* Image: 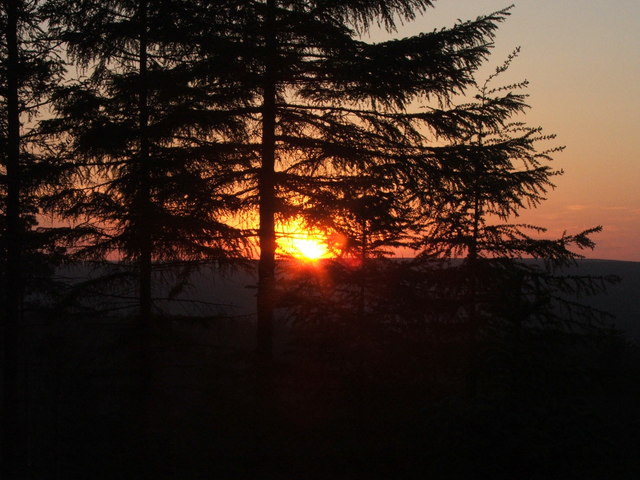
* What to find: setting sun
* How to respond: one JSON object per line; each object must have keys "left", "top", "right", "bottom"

{"left": 277, "top": 219, "right": 331, "bottom": 260}
{"left": 291, "top": 237, "right": 329, "bottom": 260}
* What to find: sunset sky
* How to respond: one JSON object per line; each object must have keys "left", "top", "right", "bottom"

{"left": 373, "top": 0, "right": 640, "bottom": 261}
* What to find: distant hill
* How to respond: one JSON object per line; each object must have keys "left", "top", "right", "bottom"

{"left": 50, "top": 259, "right": 640, "bottom": 341}
{"left": 555, "top": 259, "right": 640, "bottom": 341}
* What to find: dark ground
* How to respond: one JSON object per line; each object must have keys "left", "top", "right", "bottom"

{"left": 5, "top": 260, "right": 640, "bottom": 479}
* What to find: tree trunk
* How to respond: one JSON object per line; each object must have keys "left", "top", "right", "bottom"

{"left": 134, "top": 1, "right": 153, "bottom": 469}
{"left": 357, "top": 225, "right": 367, "bottom": 327}
{"left": 137, "top": 0, "right": 152, "bottom": 329}
{"left": 2, "top": 0, "right": 23, "bottom": 476}
{"left": 465, "top": 168, "right": 482, "bottom": 399}
{"left": 256, "top": 0, "right": 277, "bottom": 363}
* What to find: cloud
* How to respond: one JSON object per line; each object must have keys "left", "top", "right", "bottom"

{"left": 563, "top": 204, "right": 640, "bottom": 217}
{"left": 566, "top": 204, "right": 588, "bottom": 211}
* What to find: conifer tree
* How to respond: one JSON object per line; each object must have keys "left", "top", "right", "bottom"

{"left": 1, "top": 0, "right": 64, "bottom": 474}
{"left": 44, "top": 0, "right": 247, "bottom": 322}
{"left": 200, "top": 0, "right": 512, "bottom": 361}
{"left": 408, "top": 50, "right": 609, "bottom": 396}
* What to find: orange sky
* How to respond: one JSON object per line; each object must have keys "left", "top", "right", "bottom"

{"left": 370, "top": 0, "right": 640, "bottom": 261}
{"left": 40, "top": 2, "right": 639, "bottom": 262}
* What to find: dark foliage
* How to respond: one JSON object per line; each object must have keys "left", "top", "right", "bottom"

{"left": 1, "top": 1, "right": 66, "bottom": 475}
{"left": 42, "top": 0, "right": 249, "bottom": 320}
{"left": 200, "top": 0, "right": 513, "bottom": 359}
{"left": 0, "top": 2, "right": 633, "bottom": 479}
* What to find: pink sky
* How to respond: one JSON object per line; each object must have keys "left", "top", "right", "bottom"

{"left": 371, "top": 0, "right": 640, "bottom": 261}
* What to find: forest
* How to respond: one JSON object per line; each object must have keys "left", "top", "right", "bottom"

{"left": 1, "top": 1, "right": 639, "bottom": 478}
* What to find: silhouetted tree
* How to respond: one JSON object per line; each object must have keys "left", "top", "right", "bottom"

{"left": 409, "top": 50, "right": 611, "bottom": 397}
{"left": 292, "top": 173, "right": 413, "bottom": 330}
{"left": 40, "top": 1, "right": 254, "bottom": 470}
{"left": 1, "top": 0, "right": 64, "bottom": 475}
{"left": 206, "top": 0, "right": 513, "bottom": 361}
{"left": 44, "top": 0, "right": 247, "bottom": 322}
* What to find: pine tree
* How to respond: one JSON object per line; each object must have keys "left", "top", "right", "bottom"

{"left": 44, "top": 0, "right": 248, "bottom": 322}
{"left": 198, "top": 0, "right": 513, "bottom": 361}
{"left": 1, "top": 0, "right": 64, "bottom": 474}
{"left": 409, "top": 50, "right": 610, "bottom": 397}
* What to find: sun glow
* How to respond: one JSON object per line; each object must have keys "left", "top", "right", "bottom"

{"left": 291, "top": 236, "right": 329, "bottom": 260}
{"left": 278, "top": 219, "right": 331, "bottom": 260}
